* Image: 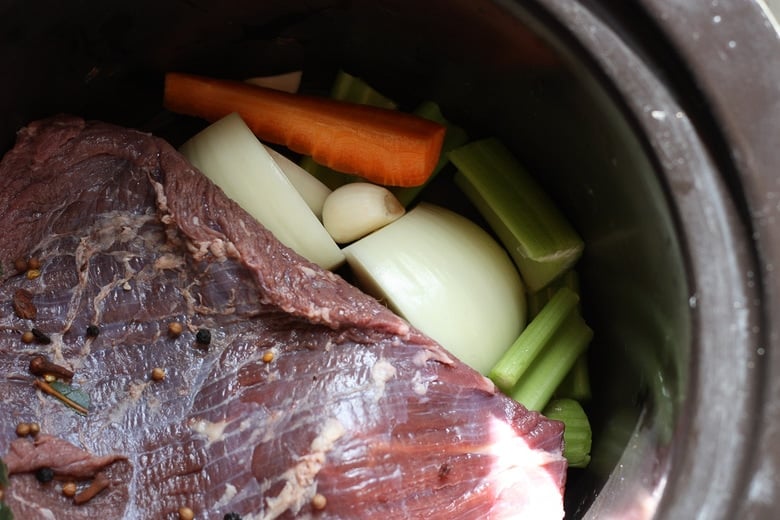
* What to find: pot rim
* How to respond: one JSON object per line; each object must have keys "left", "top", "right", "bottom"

{"left": 515, "top": 0, "right": 779, "bottom": 517}
{"left": 637, "top": 1, "right": 780, "bottom": 517}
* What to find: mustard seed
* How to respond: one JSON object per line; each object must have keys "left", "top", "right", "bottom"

{"left": 15, "top": 422, "right": 31, "bottom": 437}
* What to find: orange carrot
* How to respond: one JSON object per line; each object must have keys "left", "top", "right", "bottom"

{"left": 163, "top": 72, "right": 447, "bottom": 188}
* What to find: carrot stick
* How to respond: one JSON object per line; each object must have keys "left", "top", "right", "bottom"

{"left": 163, "top": 72, "right": 447, "bottom": 187}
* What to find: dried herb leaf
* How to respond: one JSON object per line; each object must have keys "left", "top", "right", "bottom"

{"left": 49, "top": 381, "right": 91, "bottom": 413}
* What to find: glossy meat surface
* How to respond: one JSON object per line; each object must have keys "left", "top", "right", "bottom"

{"left": 0, "top": 116, "right": 566, "bottom": 519}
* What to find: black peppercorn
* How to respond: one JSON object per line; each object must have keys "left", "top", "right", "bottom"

{"left": 35, "top": 467, "right": 54, "bottom": 483}
{"left": 224, "top": 513, "right": 242, "bottom": 520}
{"left": 195, "top": 328, "right": 211, "bottom": 345}
{"left": 86, "top": 324, "right": 100, "bottom": 337}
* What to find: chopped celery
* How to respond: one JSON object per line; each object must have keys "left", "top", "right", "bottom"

{"left": 299, "top": 155, "right": 360, "bottom": 190}
{"left": 330, "top": 70, "right": 398, "bottom": 109}
{"left": 555, "top": 353, "right": 592, "bottom": 402}
{"left": 508, "top": 310, "right": 593, "bottom": 412}
{"left": 527, "top": 269, "right": 581, "bottom": 319}
{"left": 489, "top": 287, "right": 580, "bottom": 392}
{"left": 392, "top": 101, "right": 469, "bottom": 206}
{"left": 449, "top": 138, "right": 584, "bottom": 291}
{"left": 543, "top": 398, "right": 592, "bottom": 468}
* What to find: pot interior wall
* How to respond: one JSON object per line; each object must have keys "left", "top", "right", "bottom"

{"left": 0, "top": 0, "right": 690, "bottom": 516}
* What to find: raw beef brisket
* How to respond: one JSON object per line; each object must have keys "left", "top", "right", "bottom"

{"left": 0, "top": 116, "right": 567, "bottom": 519}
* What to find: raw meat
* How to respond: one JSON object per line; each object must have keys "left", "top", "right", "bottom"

{"left": 0, "top": 116, "right": 567, "bottom": 519}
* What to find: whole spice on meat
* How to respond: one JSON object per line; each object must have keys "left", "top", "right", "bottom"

{"left": 73, "top": 472, "right": 110, "bottom": 505}
{"left": 14, "top": 257, "right": 28, "bottom": 274}
{"left": 86, "top": 324, "right": 100, "bottom": 338}
{"left": 21, "top": 330, "right": 35, "bottom": 344}
{"left": 31, "top": 328, "right": 51, "bottom": 345}
{"left": 195, "top": 328, "right": 211, "bottom": 345}
{"left": 178, "top": 506, "right": 195, "bottom": 520}
{"left": 15, "top": 423, "right": 31, "bottom": 437}
{"left": 28, "top": 422, "right": 40, "bottom": 436}
{"left": 35, "top": 467, "right": 54, "bottom": 483}
{"left": 29, "top": 355, "right": 74, "bottom": 379}
{"left": 262, "top": 350, "right": 274, "bottom": 363}
{"left": 311, "top": 493, "right": 327, "bottom": 510}
{"left": 26, "top": 268, "right": 41, "bottom": 280}
{"left": 33, "top": 380, "right": 89, "bottom": 415}
{"left": 12, "top": 288, "right": 36, "bottom": 320}
{"left": 168, "top": 321, "right": 184, "bottom": 337}
{"left": 62, "top": 481, "right": 77, "bottom": 498}
{"left": 26, "top": 257, "right": 41, "bottom": 271}
{"left": 151, "top": 367, "right": 165, "bottom": 381}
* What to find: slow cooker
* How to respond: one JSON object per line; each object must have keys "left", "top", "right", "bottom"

{"left": 2, "top": 0, "right": 779, "bottom": 518}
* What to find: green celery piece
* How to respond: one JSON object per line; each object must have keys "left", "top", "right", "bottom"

{"left": 392, "top": 101, "right": 469, "bottom": 207}
{"left": 489, "top": 286, "right": 580, "bottom": 392}
{"left": 555, "top": 353, "right": 592, "bottom": 402}
{"left": 543, "top": 398, "right": 592, "bottom": 468}
{"left": 299, "top": 156, "right": 360, "bottom": 190}
{"left": 527, "top": 269, "right": 580, "bottom": 319}
{"left": 509, "top": 310, "right": 593, "bottom": 412}
{"left": 449, "top": 138, "right": 584, "bottom": 291}
{"left": 526, "top": 270, "right": 591, "bottom": 400}
{"left": 330, "top": 70, "right": 398, "bottom": 109}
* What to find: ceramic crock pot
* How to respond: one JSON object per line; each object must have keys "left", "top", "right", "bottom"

{"left": 1, "top": 0, "right": 779, "bottom": 518}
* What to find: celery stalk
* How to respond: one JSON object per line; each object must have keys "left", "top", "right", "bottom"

{"left": 508, "top": 311, "right": 593, "bottom": 412}
{"left": 543, "top": 398, "right": 592, "bottom": 468}
{"left": 299, "top": 155, "right": 360, "bottom": 190}
{"left": 555, "top": 353, "right": 592, "bottom": 402}
{"left": 489, "top": 287, "right": 580, "bottom": 392}
{"left": 330, "top": 70, "right": 398, "bottom": 109}
{"left": 527, "top": 269, "right": 580, "bottom": 319}
{"left": 449, "top": 138, "right": 584, "bottom": 291}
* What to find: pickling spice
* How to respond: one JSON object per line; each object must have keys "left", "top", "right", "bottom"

{"left": 196, "top": 328, "right": 211, "bottom": 345}
{"left": 35, "top": 467, "right": 54, "bottom": 483}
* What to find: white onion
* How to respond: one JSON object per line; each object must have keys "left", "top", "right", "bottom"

{"left": 344, "top": 203, "right": 526, "bottom": 374}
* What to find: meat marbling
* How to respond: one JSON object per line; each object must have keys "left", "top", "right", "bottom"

{"left": 0, "top": 116, "right": 567, "bottom": 519}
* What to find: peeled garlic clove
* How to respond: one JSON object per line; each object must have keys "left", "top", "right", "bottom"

{"left": 322, "top": 182, "right": 405, "bottom": 244}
